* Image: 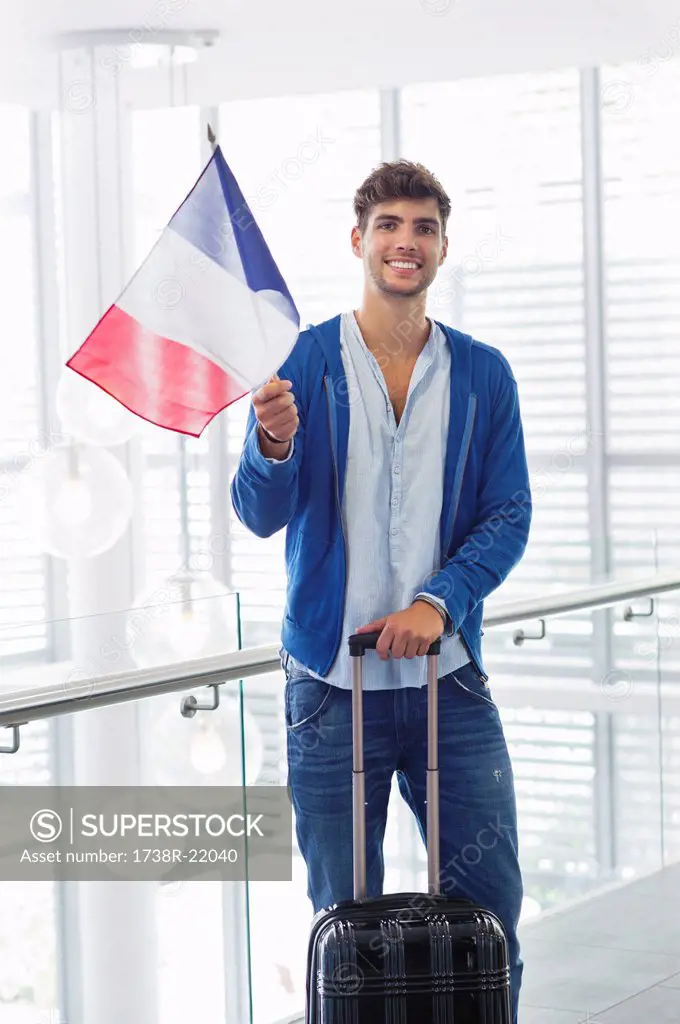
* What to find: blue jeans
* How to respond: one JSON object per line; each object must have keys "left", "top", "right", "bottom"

{"left": 282, "top": 653, "right": 524, "bottom": 1024}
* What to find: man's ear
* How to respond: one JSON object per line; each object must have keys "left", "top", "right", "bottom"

{"left": 351, "top": 225, "right": 363, "bottom": 258}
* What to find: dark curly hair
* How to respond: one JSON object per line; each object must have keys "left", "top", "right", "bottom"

{"left": 353, "top": 159, "right": 451, "bottom": 235}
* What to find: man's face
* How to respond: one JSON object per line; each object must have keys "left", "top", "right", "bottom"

{"left": 351, "top": 198, "right": 448, "bottom": 299}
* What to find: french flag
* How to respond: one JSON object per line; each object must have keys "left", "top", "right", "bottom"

{"left": 66, "top": 144, "right": 300, "bottom": 437}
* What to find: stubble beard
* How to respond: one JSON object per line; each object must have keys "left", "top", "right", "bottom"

{"left": 369, "top": 259, "right": 434, "bottom": 301}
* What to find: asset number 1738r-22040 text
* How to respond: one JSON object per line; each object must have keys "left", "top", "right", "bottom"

{"left": 133, "top": 848, "right": 240, "bottom": 863}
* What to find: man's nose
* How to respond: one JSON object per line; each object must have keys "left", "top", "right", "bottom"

{"left": 396, "top": 236, "right": 418, "bottom": 251}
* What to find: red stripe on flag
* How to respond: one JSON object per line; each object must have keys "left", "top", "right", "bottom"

{"left": 66, "top": 305, "right": 248, "bottom": 437}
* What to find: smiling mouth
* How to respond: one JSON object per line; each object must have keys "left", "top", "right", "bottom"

{"left": 385, "top": 259, "right": 422, "bottom": 274}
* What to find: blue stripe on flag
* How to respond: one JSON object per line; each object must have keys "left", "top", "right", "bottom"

{"left": 168, "top": 147, "right": 299, "bottom": 327}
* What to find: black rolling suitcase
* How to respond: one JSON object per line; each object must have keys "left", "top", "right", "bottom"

{"left": 304, "top": 631, "right": 512, "bottom": 1023}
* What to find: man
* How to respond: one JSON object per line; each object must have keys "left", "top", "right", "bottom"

{"left": 231, "top": 159, "right": 532, "bottom": 1022}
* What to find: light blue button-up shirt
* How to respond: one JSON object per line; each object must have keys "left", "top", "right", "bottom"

{"left": 267, "top": 310, "right": 471, "bottom": 690}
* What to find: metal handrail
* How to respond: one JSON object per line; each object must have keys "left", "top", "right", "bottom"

{"left": 483, "top": 569, "right": 680, "bottom": 626}
{"left": 1, "top": 570, "right": 679, "bottom": 732}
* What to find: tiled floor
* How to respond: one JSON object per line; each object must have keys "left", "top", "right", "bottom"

{"left": 518, "top": 862, "right": 680, "bottom": 1022}
{"left": 283, "top": 863, "right": 680, "bottom": 1022}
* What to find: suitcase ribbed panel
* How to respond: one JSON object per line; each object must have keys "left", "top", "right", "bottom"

{"left": 430, "top": 916, "right": 455, "bottom": 1022}
{"left": 385, "top": 918, "right": 406, "bottom": 1024}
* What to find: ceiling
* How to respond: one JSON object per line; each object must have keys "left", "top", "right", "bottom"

{"left": 2, "top": 0, "right": 679, "bottom": 107}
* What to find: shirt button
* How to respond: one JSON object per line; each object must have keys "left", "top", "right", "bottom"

{"left": 391, "top": 527, "right": 398, "bottom": 536}
{"left": 392, "top": 498, "right": 398, "bottom": 507}
{"left": 394, "top": 466, "right": 400, "bottom": 474}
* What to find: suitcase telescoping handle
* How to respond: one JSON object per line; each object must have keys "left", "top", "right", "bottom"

{"left": 347, "top": 632, "right": 442, "bottom": 901}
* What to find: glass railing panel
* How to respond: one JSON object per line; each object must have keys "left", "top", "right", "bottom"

{"left": 1, "top": 589, "right": 248, "bottom": 1024}
{"left": 0, "top": 720, "right": 59, "bottom": 1024}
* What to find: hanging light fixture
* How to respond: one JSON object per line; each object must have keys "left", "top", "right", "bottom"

{"left": 146, "top": 692, "right": 264, "bottom": 786}
{"left": 16, "top": 440, "right": 133, "bottom": 559}
{"left": 55, "top": 367, "right": 140, "bottom": 447}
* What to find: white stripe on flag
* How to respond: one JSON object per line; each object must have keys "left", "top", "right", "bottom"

{"left": 117, "top": 227, "right": 299, "bottom": 389}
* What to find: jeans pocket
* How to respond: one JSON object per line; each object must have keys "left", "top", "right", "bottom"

{"left": 285, "top": 676, "right": 334, "bottom": 731}
{"left": 448, "top": 663, "right": 496, "bottom": 708}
